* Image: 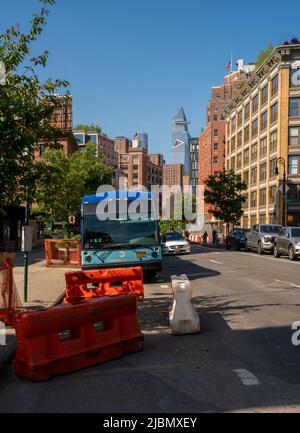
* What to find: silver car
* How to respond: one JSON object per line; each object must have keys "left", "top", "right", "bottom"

{"left": 163, "top": 232, "right": 191, "bottom": 255}
{"left": 245, "top": 224, "right": 282, "bottom": 254}
{"left": 274, "top": 227, "right": 300, "bottom": 260}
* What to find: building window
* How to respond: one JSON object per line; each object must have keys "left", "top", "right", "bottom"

{"left": 289, "top": 127, "right": 300, "bottom": 146}
{"left": 213, "top": 115, "right": 218, "bottom": 121}
{"left": 260, "top": 163, "right": 267, "bottom": 182}
{"left": 289, "top": 155, "right": 300, "bottom": 175}
{"left": 289, "top": 98, "right": 300, "bottom": 117}
{"left": 271, "top": 75, "right": 278, "bottom": 96}
{"left": 238, "top": 110, "right": 243, "bottom": 126}
{"left": 270, "top": 130, "right": 277, "bottom": 152}
{"left": 231, "top": 156, "right": 235, "bottom": 170}
{"left": 270, "top": 158, "right": 277, "bottom": 178}
{"left": 244, "top": 148, "right": 249, "bottom": 165}
{"left": 214, "top": 156, "right": 219, "bottom": 164}
{"left": 261, "top": 85, "right": 268, "bottom": 105}
{"left": 259, "top": 214, "right": 266, "bottom": 224}
{"left": 251, "top": 167, "right": 257, "bottom": 185}
{"left": 251, "top": 143, "right": 258, "bottom": 161}
{"left": 260, "top": 137, "right": 267, "bottom": 157}
{"left": 260, "top": 189, "right": 267, "bottom": 206}
{"left": 252, "top": 119, "right": 258, "bottom": 138}
{"left": 261, "top": 111, "right": 268, "bottom": 130}
{"left": 39, "top": 144, "right": 46, "bottom": 156}
{"left": 214, "top": 143, "right": 218, "bottom": 150}
{"left": 269, "top": 186, "right": 277, "bottom": 204}
{"left": 121, "top": 164, "right": 128, "bottom": 170}
{"left": 245, "top": 103, "right": 250, "bottom": 121}
{"left": 214, "top": 129, "right": 219, "bottom": 137}
{"left": 133, "top": 164, "right": 139, "bottom": 170}
{"left": 208, "top": 116, "right": 211, "bottom": 123}
{"left": 244, "top": 170, "right": 249, "bottom": 186}
{"left": 237, "top": 132, "right": 242, "bottom": 148}
{"left": 251, "top": 191, "right": 257, "bottom": 207}
{"left": 237, "top": 153, "right": 242, "bottom": 169}
{"left": 244, "top": 126, "right": 250, "bottom": 143}
{"left": 232, "top": 117, "right": 236, "bottom": 133}
{"left": 252, "top": 95, "right": 259, "bottom": 114}
{"left": 270, "top": 103, "right": 278, "bottom": 123}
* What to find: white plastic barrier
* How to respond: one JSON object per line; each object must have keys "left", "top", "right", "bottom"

{"left": 169, "top": 274, "right": 200, "bottom": 336}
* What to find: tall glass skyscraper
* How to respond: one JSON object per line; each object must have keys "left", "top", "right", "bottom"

{"left": 170, "top": 108, "right": 190, "bottom": 174}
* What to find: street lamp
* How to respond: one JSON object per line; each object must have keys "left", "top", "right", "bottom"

{"left": 275, "top": 157, "right": 287, "bottom": 227}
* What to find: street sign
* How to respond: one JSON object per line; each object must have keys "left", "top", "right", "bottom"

{"left": 21, "top": 225, "right": 33, "bottom": 252}
{"left": 69, "top": 216, "right": 76, "bottom": 225}
{"left": 279, "top": 184, "right": 290, "bottom": 195}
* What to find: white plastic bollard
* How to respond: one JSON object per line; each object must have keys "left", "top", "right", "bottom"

{"left": 169, "top": 275, "right": 200, "bottom": 336}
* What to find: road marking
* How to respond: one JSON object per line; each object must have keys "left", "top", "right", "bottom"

{"left": 209, "top": 259, "right": 223, "bottom": 265}
{"left": 274, "top": 279, "right": 300, "bottom": 289}
{"left": 233, "top": 369, "right": 260, "bottom": 386}
{"left": 160, "top": 285, "right": 170, "bottom": 289}
{"left": 241, "top": 252, "right": 300, "bottom": 265}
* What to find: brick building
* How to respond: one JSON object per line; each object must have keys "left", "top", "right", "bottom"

{"left": 224, "top": 44, "right": 300, "bottom": 228}
{"left": 162, "top": 164, "right": 183, "bottom": 189}
{"left": 36, "top": 94, "right": 78, "bottom": 159}
{"left": 199, "top": 64, "right": 254, "bottom": 224}
{"left": 114, "top": 137, "right": 132, "bottom": 155}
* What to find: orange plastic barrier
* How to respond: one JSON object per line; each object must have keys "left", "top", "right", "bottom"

{"left": 65, "top": 267, "right": 144, "bottom": 304}
{"left": 13, "top": 295, "right": 144, "bottom": 381}
{"left": 0, "top": 258, "right": 23, "bottom": 326}
{"left": 45, "top": 240, "right": 81, "bottom": 267}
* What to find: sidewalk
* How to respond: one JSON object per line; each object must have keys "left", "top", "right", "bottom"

{"left": 0, "top": 247, "right": 75, "bottom": 369}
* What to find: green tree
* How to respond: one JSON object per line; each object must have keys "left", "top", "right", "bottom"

{"left": 0, "top": 0, "right": 68, "bottom": 208}
{"left": 255, "top": 43, "right": 274, "bottom": 68}
{"left": 35, "top": 144, "right": 112, "bottom": 236}
{"left": 204, "top": 170, "right": 247, "bottom": 232}
{"left": 73, "top": 124, "right": 102, "bottom": 133}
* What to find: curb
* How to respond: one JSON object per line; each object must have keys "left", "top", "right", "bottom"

{"left": 0, "top": 287, "right": 66, "bottom": 370}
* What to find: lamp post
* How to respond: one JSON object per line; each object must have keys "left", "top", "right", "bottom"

{"left": 275, "top": 157, "right": 287, "bottom": 227}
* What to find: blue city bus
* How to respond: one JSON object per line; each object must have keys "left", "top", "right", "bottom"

{"left": 81, "top": 190, "right": 163, "bottom": 278}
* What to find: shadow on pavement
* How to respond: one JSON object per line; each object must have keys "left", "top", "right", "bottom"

{"left": 158, "top": 253, "right": 221, "bottom": 282}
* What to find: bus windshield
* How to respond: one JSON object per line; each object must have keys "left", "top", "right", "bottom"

{"left": 83, "top": 215, "right": 158, "bottom": 250}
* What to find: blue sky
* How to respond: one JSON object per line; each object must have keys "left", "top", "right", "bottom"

{"left": 1, "top": 0, "right": 299, "bottom": 161}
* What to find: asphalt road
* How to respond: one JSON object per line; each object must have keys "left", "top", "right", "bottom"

{"left": 1, "top": 246, "right": 300, "bottom": 413}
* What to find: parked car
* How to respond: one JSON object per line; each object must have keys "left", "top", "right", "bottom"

{"left": 245, "top": 224, "right": 282, "bottom": 254}
{"left": 225, "top": 228, "right": 251, "bottom": 251}
{"left": 162, "top": 232, "right": 191, "bottom": 255}
{"left": 274, "top": 227, "right": 300, "bottom": 260}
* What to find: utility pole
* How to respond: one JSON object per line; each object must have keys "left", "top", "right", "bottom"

{"left": 276, "top": 157, "right": 287, "bottom": 227}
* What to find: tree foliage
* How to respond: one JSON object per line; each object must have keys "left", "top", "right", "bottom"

{"left": 0, "top": 0, "right": 68, "bottom": 207}
{"left": 35, "top": 144, "right": 112, "bottom": 232}
{"left": 73, "top": 124, "right": 102, "bottom": 133}
{"left": 204, "top": 170, "right": 247, "bottom": 228}
{"left": 255, "top": 43, "right": 274, "bottom": 68}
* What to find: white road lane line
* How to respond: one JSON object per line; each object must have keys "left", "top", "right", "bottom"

{"left": 241, "top": 252, "right": 300, "bottom": 265}
{"left": 233, "top": 369, "right": 261, "bottom": 386}
{"left": 209, "top": 259, "right": 223, "bottom": 265}
{"left": 160, "top": 285, "right": 170, "bottom": 289}
{"left": 274, "top": 280, "right": 300, "bottom": 289}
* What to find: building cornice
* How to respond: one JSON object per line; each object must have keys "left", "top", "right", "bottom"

{"left": 224, "top": 45, "right": 300, "bottom": 117}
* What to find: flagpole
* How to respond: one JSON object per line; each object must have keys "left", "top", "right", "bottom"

{"left": 231, "top": 51, "right": 233, "bottom": 73}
